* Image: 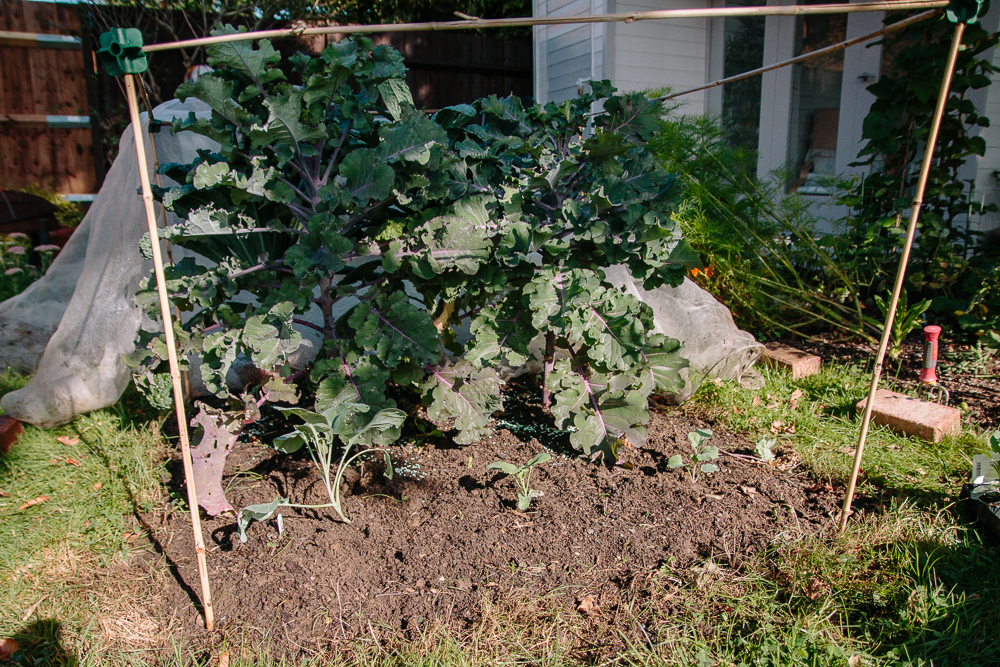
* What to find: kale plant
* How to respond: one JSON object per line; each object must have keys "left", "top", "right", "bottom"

{"left": 129, "top": 28, "right": 696, "bottom": 522}
{"left": 668, "top": 429, "right": 719, "bottom": 482}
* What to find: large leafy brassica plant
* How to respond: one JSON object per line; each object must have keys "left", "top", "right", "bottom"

{"left": 129, "top": 27, "right": 698, "bottom": 527}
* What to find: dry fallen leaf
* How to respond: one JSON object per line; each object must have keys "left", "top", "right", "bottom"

{"left": 92, "top": 482, "right": 103, "bottom": 490}
{"left": 739, "top": 485, "right": 758, "bottom": 495}
{"left": 848, "top": 655, "right": 862, "bottom": 667}
{"left": 789, "top": 389, "right": 803, "bottom": 409}
{"left": 0, "top": 637, "right": 17, "bottom": 661}
{"left": 577, "top": 594, "right": 601, "bottom": 616}
{"left": 805, "top": 577, "right": 824, "bottom": 600}
{"left": 66, "top": 457, "right": 80, "bottom": 466}
{"left": 915, "top": 468, "right": 927, "bottom": 476}
{"left": 0, "top": 490, "right": 8, "bottom": 498}
{"left": 218, "top": 651, "right": 230, "bottom": 667}
{"left": 19, "top": 495, "right": 49, "bottom": 511}
{"left": 56, "top": 436, "right": 79, "bottom": 446}
{"left": 839, "top": 447, "right": 857, "bottom": 457}
{"left": 751, "top": 395, "right": 761, "bottom": 407}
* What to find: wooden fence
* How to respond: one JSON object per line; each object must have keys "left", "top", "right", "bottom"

{"left": 0, "top": 2, "right": 532, "bottom": 198}
{"left": 0, "top": 0, "right": 100, "bottom": 197}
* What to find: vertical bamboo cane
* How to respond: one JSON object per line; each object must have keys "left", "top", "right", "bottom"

{"left": 838, "top": 21, "right": 966, "bottom": 532}
{"left": 124, "top": 73, "right": 216, "bottom": 630}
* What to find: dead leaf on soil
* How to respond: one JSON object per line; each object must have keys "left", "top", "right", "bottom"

{"left": 752, "top": 395, "right": 761, "bottom": 407}
{"left": 217, "top": 651, "right": 230, "bottom": 667}
{"left": 577, "top": 594, "right": 601, "bottom": 616}
{"left": 848, "top": 655, "right": 862, "bottom": 667}
{"left": 66, "top": 457, "right": 80, "bottom": 466}
{"left": 0, "top": 638, "right": 17, "bottom": 661}
{"left": 0, "top": 489, "right": 8, "bottom": 498}
{"left": 770, "top": 420, "right": 795, "bottom": 434}
{"left": 56, "top": 436, "right": 79, "bottom": 446}
{"left": 19, "top": 495, "right": 48, "bottom": 511}
{"left": 92, "top": 483, "right": 102, "bottom": 490}
{"left": 916, "top": 468, "right": 927, "bottom": 476}
{"left": 839, "top": 447, "right": 857, "bottom": 457}
{"left": 739, "top": 485, "right": 758, "bottom": 495}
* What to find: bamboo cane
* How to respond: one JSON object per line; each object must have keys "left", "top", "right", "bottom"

{"left": 124, "top": 73, "right": 216, "bottom": 631}
{"left": 662, "top": 8, "right": 940, "bottom": 101}
{"left": 838, "top": 21, "right": 966, "bottom": 532}
{"left": 135, "top": 75, "right": 191, "bottom": 400}
{"left": 141, "top": 0, "right": 948, "bottom": 53}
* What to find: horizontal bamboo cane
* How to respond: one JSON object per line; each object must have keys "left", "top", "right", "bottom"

{"left": 662, "top": 8, "right": 940, "bottom": 101}
{"left": 143, "top": 0, "right": 948, "bottom": 53}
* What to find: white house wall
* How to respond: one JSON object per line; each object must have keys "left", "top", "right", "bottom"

{"left": 608, "top": 0, "right": 710, "bottom": 114}
{"left": 534, "top": 0, "right": 606, "bottom": 104}
{"left": 973, "top": 3, "right": 1000, "bottom": 234}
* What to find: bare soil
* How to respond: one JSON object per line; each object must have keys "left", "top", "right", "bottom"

{"left": 143, "top": 381, "right": 839, "bottom": 653}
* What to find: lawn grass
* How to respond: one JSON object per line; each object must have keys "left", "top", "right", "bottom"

{"left": 688, "top": 363, "right": 988, "bottom": 500}
{"left": 1, "top": 373, "right": 168, "bottom": 666}
{"left": 1, "top": 362, "right": 999, "bottom": 666}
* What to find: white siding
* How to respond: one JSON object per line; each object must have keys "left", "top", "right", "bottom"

{"left": 610, "top": 0, "right": 710, "bottom": 115}
{"left": 974, "top": 16, "right": 1000, "bottom": 234}
{"left": 534, "top": 0, "right": 606, "bottom": 104}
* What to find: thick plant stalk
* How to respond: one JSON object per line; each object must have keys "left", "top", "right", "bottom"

{"left": 839, "top": 22, "right": 966, "bottom": 532}
{"left": 141, "top": 1, "right": 948, "bottom": 53}
{"left": 124, "top": 74, "right": 216, "bottom": 630}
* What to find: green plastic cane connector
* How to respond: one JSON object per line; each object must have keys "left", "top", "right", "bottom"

{"left": 97, "top": 28, "right": 147, "bottom": 76}
{"left": 946, "top": 0, "right": 988, "bottom": 24}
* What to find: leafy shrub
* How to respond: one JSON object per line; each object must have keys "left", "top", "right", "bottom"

{"left": 129, "top": 27, "right": 697, "bottom": 486}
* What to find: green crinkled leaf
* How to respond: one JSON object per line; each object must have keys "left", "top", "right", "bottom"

{"left": 422, "top": 362, "right": 503, "bottom": 444}
{"left": 348, "top": 291, "right": 440, "bottom": 367}
{"left": 340, "top": 149, "right": 395, "bottom": 204}
{"left": 251, "top": 88, "right": 326, "bottom": 154}
{"left": 242, "top": 302, "right": 303, "bottom": 370}
{"left": 486, "top": 461, "right": 518, "bottom": 475}
{"left": 378, "top": 78, "right": 414, "bottom": 120}
{"left": 206, "top": 26, "right": 282, "bottom": 89}
{"left": 640, "top": 336, "right": 688, "bottom": 395}
{"left": 379, "top": 114, "right": 447, "bottom": 164}
{"left": 412, "top": 196, "right": 493, "bottom": 277}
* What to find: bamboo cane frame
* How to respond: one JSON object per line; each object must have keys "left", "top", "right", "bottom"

{"left": 123, "top": 74, "right": 215, "bottom": 631}
{"left": 105, "top": 0, "right": 963, "bottom": 614}
{"left": 139, "top": 0, "right": 949, "bottom": 52}
{"left": 838, "top": 21, "right": 967, "bottom": 531}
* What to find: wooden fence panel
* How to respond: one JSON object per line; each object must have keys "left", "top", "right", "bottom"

{"left": 0, "top": 1, "right": 97, "bottom": 195}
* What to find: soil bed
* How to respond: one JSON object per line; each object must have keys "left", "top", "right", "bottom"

{"left": 147, "top": 382, "right": 839, "bottom": 653}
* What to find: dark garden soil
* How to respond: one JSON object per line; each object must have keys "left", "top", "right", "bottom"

{"left": 143, "top": 381, "right": 840, "bottom": 653}
{"left": 786, "top": 335, "right": 1000, "bottom": 430}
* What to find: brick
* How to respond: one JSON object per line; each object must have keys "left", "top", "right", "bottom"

{"left": 760, "top": 343, "right": 821, "bottom": 379}
{"left": 855, "top": 389, "right": 960, "bottom": 443}
{"left": 0, "top": 416, "right": 23, "bottom": 456}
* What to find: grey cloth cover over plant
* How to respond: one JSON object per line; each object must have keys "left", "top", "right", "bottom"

{"left": 0, "top": 100, "right": 214, "bottom": 428}
{"left": 0, "top": 101, "right": 761, "bottom": 428}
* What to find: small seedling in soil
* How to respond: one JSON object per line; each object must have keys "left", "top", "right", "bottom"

{"left": 667, "top": 429, "right": 718, "bottom": 482}
{"left": 755, "top": 436, "right": 777, "bottom": 462}
{"left": 487, "top": 452, "right": 552, "bottom": 510}
{"left": 236, "top": 403, "right": 404, "bottom": 542}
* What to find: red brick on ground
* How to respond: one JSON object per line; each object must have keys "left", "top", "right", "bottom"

{"left": 760, "top": 343, "right": 821, "bottom": 379}
{"left": 856, "top": 389, "right": 960, "bottom": 443}
{"left": 0, "top": 416, "right": 23, "bottom": 456}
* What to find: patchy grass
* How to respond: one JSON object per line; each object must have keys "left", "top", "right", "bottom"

{"left": 688, "top": 364, "right": 986, "bottom": 499}
{"left": 1, "top": 373, "right": 168, "bottom": 666}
